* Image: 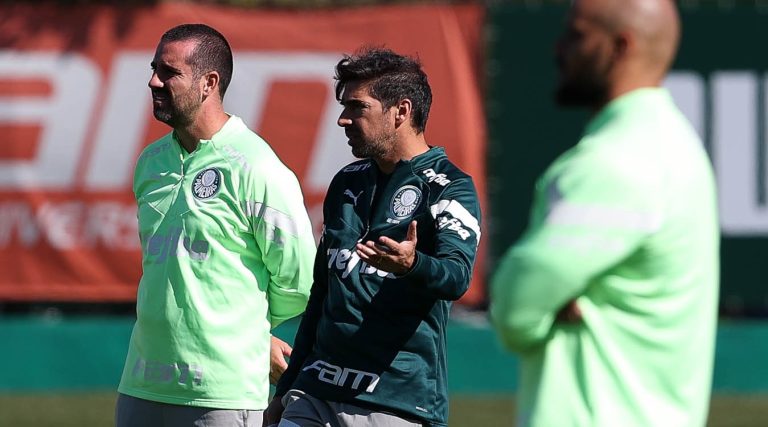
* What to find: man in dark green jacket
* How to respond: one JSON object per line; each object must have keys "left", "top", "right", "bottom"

{"left": 264, "top": 47, "right": 481, "bottom": 427}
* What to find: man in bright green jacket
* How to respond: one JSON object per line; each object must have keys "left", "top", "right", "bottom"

{"left": 491, "top": 1, "right": 719, "bottom": 426}
{"left": 116, "top": 24, "right": 315, "bottom": 427}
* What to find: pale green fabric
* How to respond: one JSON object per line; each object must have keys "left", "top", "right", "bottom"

{"left": 119, "top": 115, "right": 315, "bottom": 410}
{"left": 115, "top": 393, "right": 264, "bottom": 426}
{"left": 491, "top": 89, "right": 719, "bottom": 427}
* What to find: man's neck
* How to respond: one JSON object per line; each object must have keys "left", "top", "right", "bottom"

{"left": 374, "top": 133, "right": 429, "bottom": 174}
{"left": 592, "top": 71, "right": 662, "bottom": 113}
{"left": 175, "top": 110, "right": 230, "bottom": 153}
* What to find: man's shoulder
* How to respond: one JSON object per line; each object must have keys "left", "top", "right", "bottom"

{"left": 413, "top": 155, "right": 475, "bottom": 201}
{"left": 545, "top": 135, "right": 668, "bottom": 201}
{"left": 419, "top": 157, "right": 472, "bottom": 185}
{"left": 215, "top": 123, "right": 292, "bottom": 176}
{"left": 217, "top": 122, "right": 270, "bottom": 156}
{"left": 549, "top": 141, "right": 633, "bottom": 181}
{"left": 326, "top": 159, "right": 374, "bottom": 186}
{"left": 136, "top": 132, "right": 175, "bottom": 165}
{"left": 337, "top": 159, "right": 374, "bottom": 175}
{"left": 319, "top": 160, "right": 373, "bottom": 207}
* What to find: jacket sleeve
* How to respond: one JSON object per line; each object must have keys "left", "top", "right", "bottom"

{"left": 400, "top": 177, "right": 482, "bottom": 301}
{"left": 490, "top": 152, "right": 660, "bottom": 352}
{"left": 250, "top": 163, "right": 316, "bottom": 328}
{"left": 274, "top": 235, "right": 329, "bottom": 396}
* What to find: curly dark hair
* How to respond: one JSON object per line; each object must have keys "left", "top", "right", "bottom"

{"left": 160, "top": 24, "right": 233, "bottom": 99}
{"left": 335, "top": 47, "right": 432, "bottom": 134}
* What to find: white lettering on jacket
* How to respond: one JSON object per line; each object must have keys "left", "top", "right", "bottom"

{"left": 303, "top": 359, "right": 380, "bottom": 392}
{"left": 327, "top": 248, "right": 395, "bottom": 279}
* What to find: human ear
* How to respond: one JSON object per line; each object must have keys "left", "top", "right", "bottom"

{"left": 202, "top": 71, "right": 220, "bottom": 98}
{"left": 394, "top": 99, "right": 412, "bottom": 127}
{"left": 612, "top": 32, "right": 631, "bottom": 61}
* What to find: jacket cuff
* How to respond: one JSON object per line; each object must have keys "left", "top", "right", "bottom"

{"left": 396, "top": 251, "right": 430, "bottom": 283}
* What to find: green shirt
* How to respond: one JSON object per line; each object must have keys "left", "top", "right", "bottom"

{"left": 276, "top": 147, "right": 482, "bottom": 426}
{"left": 490, "top": 89, "right": 719, "bottom": 427}
{"left": 118, "top": 115, "right": 315, "bottom": 410}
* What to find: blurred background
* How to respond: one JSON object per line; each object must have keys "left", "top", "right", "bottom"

{"left": 1, "top": 0, "right": 767, "bottom": 425}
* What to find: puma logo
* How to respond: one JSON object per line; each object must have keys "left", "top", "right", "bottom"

{"left": 344, "top": 189, "right": 363, "bottom": 206}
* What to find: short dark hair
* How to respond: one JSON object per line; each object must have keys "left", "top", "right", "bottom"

{"left": 335, "top": 47, "right": 432, "bottom": 134}
{"left": 160, "top": 24, "right": 233, "bottom": 99}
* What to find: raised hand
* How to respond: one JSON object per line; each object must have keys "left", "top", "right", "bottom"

{"left": 355, "top": 221, "right": 418, "bottom": 275}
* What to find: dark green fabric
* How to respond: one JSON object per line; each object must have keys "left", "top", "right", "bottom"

{"left": 275, "top": 147, "right": 482, "bottom": 426}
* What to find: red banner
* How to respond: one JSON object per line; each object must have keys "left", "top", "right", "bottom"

{"left": 0, "top": 3, "right": 486, "bottom": 304}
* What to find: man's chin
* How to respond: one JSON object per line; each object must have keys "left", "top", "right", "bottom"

{"left": 350, "top": 146, "right": 368, "bottom": 159}
{"left": 554, "top": 75, "right": 609, "bottom": 107}
{"left": 153, "top": 110, "right": 175, "bottom": 126}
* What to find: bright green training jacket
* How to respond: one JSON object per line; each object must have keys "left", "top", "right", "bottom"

{"left": 118, "top": 115, "right": 315, "bottom": 410}
{"left": 491, "top": 89, "right": 719, "bottom": 427}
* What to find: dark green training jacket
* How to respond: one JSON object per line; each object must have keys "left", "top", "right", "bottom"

{"left": 275, "top": 147, "right": 481, "bottom": 426}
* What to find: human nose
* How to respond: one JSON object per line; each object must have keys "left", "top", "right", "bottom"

{"left": 337, "top": 111, "right": 352, "bottom": 127}
{"left": 148, "top": 72, "right": 162, "bottom": 89}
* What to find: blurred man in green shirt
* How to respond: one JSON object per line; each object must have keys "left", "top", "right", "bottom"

{"left": 490, "top": 1, "right": 719, "bottom": 426}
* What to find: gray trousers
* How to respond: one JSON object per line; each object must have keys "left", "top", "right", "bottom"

{"left": 277, "top": 389, "right": 423, "bottom": 427}
{"left": 116, "top": 393, "right": 264, "bottom": 427}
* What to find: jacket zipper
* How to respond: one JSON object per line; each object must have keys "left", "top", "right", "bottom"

{"left": 360, "top": 166, "right": 377, "bottom": 243}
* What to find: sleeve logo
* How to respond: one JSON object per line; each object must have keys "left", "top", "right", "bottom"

{"left": 390, "top": 185, "right": 422, "bottom": 219}
{"left": 423, "top": 168, "right": 451, "bottom": 186}
{"left": 192, "top": 168, "right": 222, "bottom": 200}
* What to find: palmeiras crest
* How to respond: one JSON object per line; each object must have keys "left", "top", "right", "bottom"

{"left": 192, "top": 168, "right": 222, "bottom": 200}
{"left": 390, "top": 185, "right": 422, "bottom": 219}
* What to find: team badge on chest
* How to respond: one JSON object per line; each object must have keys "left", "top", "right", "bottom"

{"left": 390, "top": 185, "right": 422, "bottom": 219}
{"left": 192, "top": 168, "right": 222, "bottom": 200}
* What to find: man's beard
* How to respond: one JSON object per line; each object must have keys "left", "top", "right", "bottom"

{"left": 153, "top": 86, "right": 200, "bottom": 127}
{"left": 555, "top": 75, "right": 609, "bottom": 107}
{"left": 555, "top": 57, "right": 611, "bottom": 108}
{"left": 351, "top": 131, "right": 396, "bottom": 160}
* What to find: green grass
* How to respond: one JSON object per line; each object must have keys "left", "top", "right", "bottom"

{"left": 0, "top": 392, "right": 116, "bottom": 427}
{"left": 1, "top": 392, "right": 767, "bottom": 426}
